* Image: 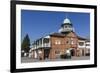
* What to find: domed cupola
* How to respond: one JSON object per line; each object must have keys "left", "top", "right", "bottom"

{"left": 59, "top": 18, "right": 74, "bottom": 34}
{"left": 63, "top": 18, "right": 71, "bottom": 24}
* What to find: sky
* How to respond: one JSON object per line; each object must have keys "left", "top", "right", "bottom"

{"left": 21, "top": 10, "right": 90, "bottom": 44}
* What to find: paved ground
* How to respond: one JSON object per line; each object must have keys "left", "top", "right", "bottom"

{"left": 21, "top": 56, "right": 90, "bottom": 63}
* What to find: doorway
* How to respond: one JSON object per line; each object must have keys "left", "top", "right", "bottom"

{"left": 71, "top": 49, "right": 75, "bottom": 56}
{"left": 44, "top": 49, "right": 50, "bottom": 60}
{"left": 82, "top": 49, "right": 84, "bottom": 56}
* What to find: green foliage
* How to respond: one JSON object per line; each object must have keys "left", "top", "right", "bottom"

{"left": 21, "top": 34, "right": 30, "bottom": 52}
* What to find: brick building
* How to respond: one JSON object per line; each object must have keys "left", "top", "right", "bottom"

{"left": 29, "top": 18, "right": 90, "bottom": 60}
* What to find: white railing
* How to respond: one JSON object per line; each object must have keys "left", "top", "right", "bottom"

{"left": 34, "top": 43, "right": 51, "bottom": 49}
{"left": 78, "top": 44, "right": 85, "bottom": 48}
{"left": 86, "top": 45, "right": 90, "bottom": 48}
{"left": 43, "top": 43, "right": 51, "bottom": 47}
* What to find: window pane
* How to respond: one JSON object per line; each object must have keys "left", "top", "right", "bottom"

{"left": 79, "top": 42, "right": 84, "bottom": 46}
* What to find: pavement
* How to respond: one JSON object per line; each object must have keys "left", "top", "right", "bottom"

{"left": 21, "top": 56, "right": 90, "bottom": 63}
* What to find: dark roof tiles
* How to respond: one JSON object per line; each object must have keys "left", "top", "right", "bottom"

{"left": 50, "top": 32, "right": 65, "bottom": 37}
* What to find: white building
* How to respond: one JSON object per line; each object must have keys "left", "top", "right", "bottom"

{"left": 77, "top": 36, "right": 90, "bottom": 56}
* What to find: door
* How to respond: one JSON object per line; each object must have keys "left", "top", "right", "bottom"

{"left": 82, "top": 49, "right": 84, "bottom": 56}
{"left": 44, "top": 49, "right": 50, "bottom": 59}
{"left": 71, "top": 49, "right": 75, "bottom": 56}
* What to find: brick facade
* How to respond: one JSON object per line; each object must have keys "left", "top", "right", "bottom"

{"left": 49, "top": 32, "right": 78, "bottom": 59}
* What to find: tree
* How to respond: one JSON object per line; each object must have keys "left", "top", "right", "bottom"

{"left": 21, "top": 34, "right": 30, "bottom": 53}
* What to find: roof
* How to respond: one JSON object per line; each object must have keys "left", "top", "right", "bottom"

{"left": 50, "top": 32, "right": 65, "bottom": 37}
{"left": 61, "top": 18, "right": 72, "bottom": 27}
{"left": 85, "top": 39, "right": 90, "bottom": 42}
{"left": 50, "top": 31, "right": 77, "bottom": 37}
{"left": 77, "top": 36, "right": 90, "bottom": 41}
{"left": 63, "top": 18, "right": 71, "bottom": 24}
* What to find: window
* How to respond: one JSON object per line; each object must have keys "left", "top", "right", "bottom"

{"left": 64, "top": 25, "right": 67, "bottom": 28}
{"left": 66, "top": 38, "right": 76, "bottom": 45}
{"left": 71, "top": 40, "right": 74, "bottom": 44}
{"left": 70, "top": 38, "right": 74, "bottom": 44}
{"left": 40, "top": 38, "right": 42, "bottom": 44}
{"left": 55, "top": 50, "right": 60, "bottom": 54}
{"left": 79, "top": 42, "right": 84, "bottom": 46}
{"left": 43, "top": 38, "right": 49, "bottom": 43}
{"left": 66, "top": 40, "right": 70, "bottom": 44}
{"left": 86, "top": 44, "right": 90, "bottom": 46}
{"left": 55, "top": 40, "right": 61, "bottom": 44}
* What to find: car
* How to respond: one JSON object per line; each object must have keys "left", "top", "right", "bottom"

{"left": 85, "top": 53, "right": 90, "bottom": 56}
{"left": 60, "top": 53, "right": 71, "bottom": 59}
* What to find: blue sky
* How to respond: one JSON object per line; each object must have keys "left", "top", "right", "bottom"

{"left": 21, "top": 10, "right": 90, "bottom": 43}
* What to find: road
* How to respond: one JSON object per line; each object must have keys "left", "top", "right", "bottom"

{"left": 21, "top": 56, "right": 90, "bottom": 63}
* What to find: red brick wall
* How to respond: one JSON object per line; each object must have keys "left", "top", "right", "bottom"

{"left": 49, "top": 36, "right": 65, "bottom": 59}
{"left": 49, "top": 32, "right": 78, "bottom": 59}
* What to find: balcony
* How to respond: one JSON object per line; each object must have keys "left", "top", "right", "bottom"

{"left": 33, "top": 43, "right": 51, "bottom": 49}
{"left": 32, "top": 37, "right": 51, "bottom": 49}
{"left": 43, "top": 43, "right": 51, "bottom": 47}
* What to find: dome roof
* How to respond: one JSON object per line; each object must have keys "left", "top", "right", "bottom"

{"left": 63, "top": 18, "right": 71, "bottom": 24}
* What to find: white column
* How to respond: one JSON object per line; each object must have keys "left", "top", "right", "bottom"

{"left": 42, "top": 38, "right": 44, "bottom": 47}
